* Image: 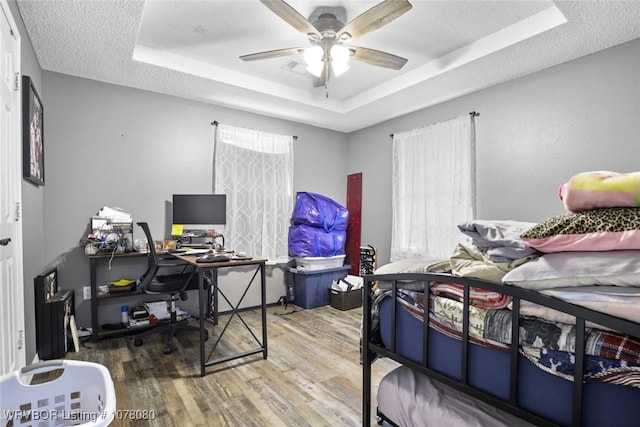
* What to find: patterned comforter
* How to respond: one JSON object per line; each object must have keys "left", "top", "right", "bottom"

{"left": 372, "top": 288, "right": 640, "bottom": 388}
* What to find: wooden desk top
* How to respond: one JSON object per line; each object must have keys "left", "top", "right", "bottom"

{"left": 86, "top": 251, "right": 149, "bottom": 259}
{"left": 171, "top": 253, "right": 267, "bottom": 268}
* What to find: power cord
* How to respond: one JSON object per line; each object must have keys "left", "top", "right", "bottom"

{"left": 273, "top": 295, "right": 298, "bottom": 317}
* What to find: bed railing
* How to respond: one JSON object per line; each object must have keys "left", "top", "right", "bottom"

{"left": 362, "top": 272, "right": 640, "bottom": 427}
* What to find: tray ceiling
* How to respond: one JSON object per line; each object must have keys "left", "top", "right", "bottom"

{"left": 16, "top": 0, "right": 640, "bottom": 132}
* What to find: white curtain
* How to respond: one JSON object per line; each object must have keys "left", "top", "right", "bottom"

{"left": 214, "top": 124, "right": 294, "bottom": 263}
{"left": 391, "top": 114, "right": 476, "bottom": 261}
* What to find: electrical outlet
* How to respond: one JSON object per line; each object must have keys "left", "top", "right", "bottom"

{"left": 83, "top": 286, "right": 91, "bottom": 300}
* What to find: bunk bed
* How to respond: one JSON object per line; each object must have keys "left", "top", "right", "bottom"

{"left": 362, "top": 172, "right": 640, "bottom": 426}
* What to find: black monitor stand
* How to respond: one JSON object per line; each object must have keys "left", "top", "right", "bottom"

{"left": 177, "top": 232, "right": 224, "bottom": 251}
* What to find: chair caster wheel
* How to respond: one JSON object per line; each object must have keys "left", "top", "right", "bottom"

{"left": 134, "top": 338, "right": 143, "bottom": 347}
{"left": 163, "top": 344, "right": 175, "bottom": 354}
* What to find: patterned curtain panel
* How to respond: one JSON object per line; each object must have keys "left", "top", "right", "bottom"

{"left": 391, "top": 114, "right": 476, "bottom": 261}
{"left": 215, "top": 124, "right": 294, "bottom": 263}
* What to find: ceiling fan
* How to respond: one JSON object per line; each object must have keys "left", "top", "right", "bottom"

{"left": 240, "top": 0, "right": 413, "bottom": 91}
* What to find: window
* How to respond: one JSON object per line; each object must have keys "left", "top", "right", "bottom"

{"left": 391, "top": 114, "right": 476, "bottom": 260}
{"left": 214, "top": 124, "right": 294, "bottom": 263}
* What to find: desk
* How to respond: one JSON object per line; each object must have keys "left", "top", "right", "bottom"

{"left": 171, "top": 254, "right": 268, "bottom": 376}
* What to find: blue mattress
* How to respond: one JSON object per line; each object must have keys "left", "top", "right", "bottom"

{"left": 378, "top": 297, "right": 640, "bottom": 427}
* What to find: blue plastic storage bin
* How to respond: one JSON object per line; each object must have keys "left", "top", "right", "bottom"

{"left": 288, "top": 265, "right": 351, "bottom": 309}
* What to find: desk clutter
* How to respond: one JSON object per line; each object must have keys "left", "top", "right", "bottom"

{"left": 175, "top": 248, "right": 251, "bottom": 262}
{"left": 101, "top": 301, "right": 191, "bottom": 331}
{"left": 97, "top": 278, "right": 138, "bottom": 297}
{"left": 172, "top": 226, "right": 226, "bottom": 251}
{"left": 81, "top": 206, "right": 133, "bottom": 255}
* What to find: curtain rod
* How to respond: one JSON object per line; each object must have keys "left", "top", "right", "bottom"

{"left": 389, "top": 111, "right": 480, "bottom": 138}
{"left": 211, "top": 120, "right": 298, "bottom": 140}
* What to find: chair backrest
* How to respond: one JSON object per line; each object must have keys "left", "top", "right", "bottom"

{"left": 136, "top": 222, "right": 160, "bottom": 291}
{"left": 136, "top": 222, "right": 159, "bottom": 265}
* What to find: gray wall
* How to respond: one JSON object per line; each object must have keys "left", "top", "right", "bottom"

{"left": 348, "top": 38, "right": 640, "bottom": 266}
{"left": 41, "top": 72, "right": 348, "bottom": 328}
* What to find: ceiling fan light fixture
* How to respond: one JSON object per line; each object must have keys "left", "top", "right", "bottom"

{"left": 304, "top": 45, "right": 323, "bottom": 64}
{"left": 244, "top": 0, "right": 414, "bottom": 89}
{"left": 306, "top": 61, "right": 324, "bottom": 78}
{"left": 304, "top": 45, "right": 324, "bottom": 77}
{"left": 330, "top": 44, "right": 350, "bottom": 64}
{"left": 331, "top": 61, "right": 350, "bottom": 77}
{"left": 330, "top": 44, "right": 350, "bottom": 77}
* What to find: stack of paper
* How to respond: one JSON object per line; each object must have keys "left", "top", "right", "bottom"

{"left": 331, "top": 275, "right": 364, "bottom": 292}
{"left": 97, "top": 206, "right": 132, "bottom": 222}
{"left": 144, "top": 301, "right": 170, "bottom": 320}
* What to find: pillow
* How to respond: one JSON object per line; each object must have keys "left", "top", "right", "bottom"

{"left": 502, "top": 250, "right": 640, "bottom": 290}
{"left": 559, "top": 171, "right": 640, "bottom": 212}
{"left": 374, "top": 258, "right": 447, "bottom": 275}
{"left": 520, "top": 207, "right": 640, "bottom": 253}
{"left": 374, "top": 258, "right": 448, "bottom": 291}
{"left": 457, "top": 219, "right": 539, "bottom": 261}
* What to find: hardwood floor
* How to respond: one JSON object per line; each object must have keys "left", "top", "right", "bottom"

{"left": 64, "top": 305, "right": 398, "bottom": 426}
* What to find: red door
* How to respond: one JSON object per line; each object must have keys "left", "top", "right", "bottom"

{"left": 346, "top": 173, "right": 362, "bottom": 276}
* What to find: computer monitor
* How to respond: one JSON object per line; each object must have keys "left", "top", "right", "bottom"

{"left": 172, "top": 194, "right": 227, "bottom": 228}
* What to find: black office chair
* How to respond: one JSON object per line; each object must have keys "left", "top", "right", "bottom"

{"left": 133, "top": 222, "right": 203, "bottom": 354}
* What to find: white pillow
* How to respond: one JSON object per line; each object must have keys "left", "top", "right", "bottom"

{"left": 502, "top": 250, "right": 640, "bottom": 290}
{"left": 373, "top": 258, "right": 448, "bottom": 291}
{"left": 374, "top": 258, "right": 447, "bottom": 275}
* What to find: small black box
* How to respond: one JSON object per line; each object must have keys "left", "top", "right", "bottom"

{"left": 330, "top": 288, "right": 362, "bottom": 311}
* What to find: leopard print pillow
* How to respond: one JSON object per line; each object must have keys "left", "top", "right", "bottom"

{"left": 521, "top": 208, "right": 640, "bottom": 253}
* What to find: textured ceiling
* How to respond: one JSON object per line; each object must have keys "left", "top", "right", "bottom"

{"left": 16, "top": 0, "right": 640, "bottom": 132}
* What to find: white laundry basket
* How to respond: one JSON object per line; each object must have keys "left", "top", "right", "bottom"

{"left": 0, "top": 359, "right": 116, "bottom": 427}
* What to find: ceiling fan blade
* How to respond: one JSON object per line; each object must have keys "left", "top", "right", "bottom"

{"left": 336, "top": 0, "right": 412, "bottom": 42}
{"left": 350, "top": 46, "right": 408, "bottom": 70}
{"left": 240, "top": 47, "right": 303, "bottom": 61}
{"left": 260, "top": 0, "right": 321, "bottom": 38}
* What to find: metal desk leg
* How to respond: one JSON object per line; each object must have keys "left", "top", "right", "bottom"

{"left": 198, "top": 269, "right": 206, "bottom": 377}
{"left": 261, "top": 263, "right": 267, "bottom": 359}
{"left": 203, "top": 263, "right": 267, "bottom": 369}
{"left": 213, "top": 268, "right": 218, "bottom": 325}
{"left": 90, "top": 258, "right": 99, "bottom": 342}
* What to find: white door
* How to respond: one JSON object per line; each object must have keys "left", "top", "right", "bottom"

{"left": 0, "top": 0, "right": 25, "bottom": 376}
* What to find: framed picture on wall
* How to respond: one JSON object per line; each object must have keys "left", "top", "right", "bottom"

{"left": 22, "top": 75, "right": 44, "bottom": 186}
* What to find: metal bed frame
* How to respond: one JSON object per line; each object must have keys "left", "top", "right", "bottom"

{"left": 362, "top": 272, "right": 640, "bottom": 427}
